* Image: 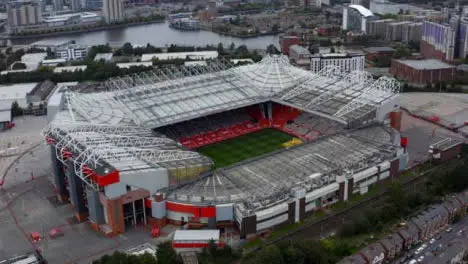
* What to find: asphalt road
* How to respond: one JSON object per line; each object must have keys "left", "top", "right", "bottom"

{"left": 394, "top": 216, "right": 468, "bottom": 264}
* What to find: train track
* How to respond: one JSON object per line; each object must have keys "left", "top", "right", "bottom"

{"left": 246, "top": 166, "right": 434, "bottom": 253}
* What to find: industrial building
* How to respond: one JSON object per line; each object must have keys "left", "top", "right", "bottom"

{"left": 44, "top": 55, "right": 411, "bottom": 238}
{"left": 342, "top": 4, "right": 377, "bottom": 32}
{"left": 310, "top": 53, "right": 365, "bottom": 73}
{"left": 390, "top": 59, "right": 456, "bottom": 84}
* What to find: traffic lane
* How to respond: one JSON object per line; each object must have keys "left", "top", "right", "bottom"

{"left": 412, "top": 217, "right": 468, "bottom": 263}
{"left": 395, "top": 217, "right": 468, "bottom": 263}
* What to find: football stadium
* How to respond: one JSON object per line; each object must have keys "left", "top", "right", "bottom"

{"left": 44, "top": 55, "right": 421, "bottom": 238}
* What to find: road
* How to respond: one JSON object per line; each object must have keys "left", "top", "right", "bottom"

{"left": 394, "top": 216, "right": 468, "bottom": 264}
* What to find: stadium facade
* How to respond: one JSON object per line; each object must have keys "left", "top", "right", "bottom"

{"left": 44, "top": 55, "right": 408, "bottom": 238}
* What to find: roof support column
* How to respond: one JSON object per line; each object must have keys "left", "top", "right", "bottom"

{"left": 51, "top": 145, "right": 68, "bottom": 203}
{"left": 87, "top": 185, "right": 105, "bottom": 229}
{"left": 66, "top": 160, "right": 88, "bottom": 222}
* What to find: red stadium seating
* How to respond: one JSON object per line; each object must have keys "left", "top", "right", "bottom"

{"left": 156, "top": 103, "right": 343, "bottom": 149}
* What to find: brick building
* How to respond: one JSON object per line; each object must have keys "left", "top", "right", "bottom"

{"left": 363, "top": 47, "right": 394, "bottom": 61}
{"left": 390, "top": 59, "right": 455, "bottom": 84}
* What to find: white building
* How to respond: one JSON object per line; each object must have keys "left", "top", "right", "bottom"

{"left": 56, "top": 44, "right": 88, "bottom": 60}
{"left": 103, "top": 0, "right": 123, "bottom": 23}
{"left": 141, "top": 51, "right": 219, "bottom": 62}
{"left": 310, "top": 53, "right": 365, "bottom": 73}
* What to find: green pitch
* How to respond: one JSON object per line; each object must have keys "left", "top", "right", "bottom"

{"left": 196, "top": 128, "right": 294, "bottom": 168}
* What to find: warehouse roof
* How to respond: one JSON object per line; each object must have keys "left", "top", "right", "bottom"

{"left": 0, "top": 83, "right": 37, "bottom": 101}
{"left": 173, "top": 230, "right": 220, "bottom": 241}
{"left": 395, "top": 59, "right": 455, "bottom": 70}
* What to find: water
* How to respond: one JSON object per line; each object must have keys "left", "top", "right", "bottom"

{"left": 11, "top": 22, "right": 280, "bottom": 49}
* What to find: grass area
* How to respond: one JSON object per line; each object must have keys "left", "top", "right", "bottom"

{"left": 196, "top": 129, "right": 294, "bottom": 168}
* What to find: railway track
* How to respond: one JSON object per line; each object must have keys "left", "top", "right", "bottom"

{"left": 246, "top": 167, "right": 433, "bottom": 253}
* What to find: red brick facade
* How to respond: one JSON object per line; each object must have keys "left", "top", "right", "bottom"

{"left": 420, "top": 40, "right": 448, "bottom": 61}
{"left": 390, "top": 60, "right": 455, "bottom": 84}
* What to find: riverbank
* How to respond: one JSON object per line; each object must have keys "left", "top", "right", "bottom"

{"left": 200, "top": 24, "right": 281, "bottom": 39}
{"left": 3, "top": 20, "right": 165, "bottom": 40}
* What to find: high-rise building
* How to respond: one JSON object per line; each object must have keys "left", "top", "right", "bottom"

{"left": 421, "top": 21, "right": 456, "bottom": 61}
{"left": 71, "top": 0, "right": 81, "bottom": 11}
{"left": 103, "top": 0, "right": 123, "bottom": 23}
{"left": 7, "top": 0, "right": 42, "bottom": 30}
{"left": 54, "top": 0, "right": 63, "bottom": 11}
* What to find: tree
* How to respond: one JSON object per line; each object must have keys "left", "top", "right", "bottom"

{"left": 281, "top": 245, "right": 305, "bottom": 264}
{"left": 266, "top": 44, "right": 279, "bottom": 55}
{"left": 229, "top": 42, "right": 236, "bottom": 51}
{"left": 254, "top": 245, "right": 284, "bottom": 264}
{"left": 217, "top": 43, "right": 224, "bottom": 54}
{"left": 11, "top": 101, "right": 23, "bottom": 117}
{"left": 93, "top": 251, "right": 157, "bottom": 264}
{"left": 393, "top": 45, "right": 411, "bottom": 59}
{"left": 330, "top": 46, "right": 335, "bottom": 53}
{"left": 12, "top": 62, "right": 27, "bottom": 70}
{"left": 122, "top": 42, "right": 134, "bottom": 55}
{"left": 235, "top": 45, "right": 249, "bottom": 55}
{"left": 271, "top": 24, "right": 280, "bottom": 33}
{"left": 157, "top": 241, "right": 180, "bottom": 264}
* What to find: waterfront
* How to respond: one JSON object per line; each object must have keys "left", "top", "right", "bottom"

{"left": 10, "top": 22, "right": 280, "bottom": 49}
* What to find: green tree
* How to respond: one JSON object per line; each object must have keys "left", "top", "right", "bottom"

{"left": 281, "top": 245, "right": 305, "bottom": 264}
{"left": 330, "top": 46, "right": 335, "bottom": 53}
{"left": 272, "top": 24, "right": 280, "bottom": 32}
{"left": 122, "top": 42, "right": 134, "bottom": 55}
{"left": 393, "top": 45, "right": 411, "bottom": 59}
{"left": 217, "top": 43, "right": 224, "bottom": 54}
{"left": 255, "top": 245, "right": 284, "bottom": 264}
{"left": 12, "top": 62, "right": 27, "bottom": 70}
{"left": 11, "top": 101, "right": 23, "bottom": 117}
{"left": 229, "top": 42, "right": 236, "bottom": 51}
{"left": 266, "top": 44, "right": 279, "bottom": 54}
{"left": 157, "top": 241, "right": 180, "bottom": 264}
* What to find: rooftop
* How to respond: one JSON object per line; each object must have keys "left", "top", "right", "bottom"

{"left": 94, "top": 53, "right": 113, "bottom": 62}
{"left": 141, "top": 51, "right": 219, "bottom": 62}
{"left": 289, "top": 45, "right": 311, "bottom": 55}
{"left": 167, "top": 125, "right": 397, "bottom": 207}
{"left": 394, "top": 59, "right": 455, "bottom": 70}
{"left": 0, "top": 83, "right": 37, "bottom": 101}
{"left": 363, "top": 47, "right": 394, "bottom": 53}
{"left": 349, "top": 4, "right": 374, "bottom": 17}
{"left": 53, "top": 65, "right": 87, "bottom": 73}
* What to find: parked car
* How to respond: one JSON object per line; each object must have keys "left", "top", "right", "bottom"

{"left": 446, "top": 228, "right": 453, "bottom": 233}
{"left": 429, "top": 238, "right": 436, "bottom": 244}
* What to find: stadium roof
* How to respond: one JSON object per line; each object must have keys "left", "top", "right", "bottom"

{"left": 45, "top": 55, "right": 400, "bottom": 192}
{"left": 63, "top": 55, "right": 399, "bottom": 128}
{"left": 167, "top": 125, "right": 397, "bottom": 209}
{"left": 43, "top": 111, "right": 212, "bottom": 189}
{"left": 349, "top": 4, "right": 374, "bottom": 17}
